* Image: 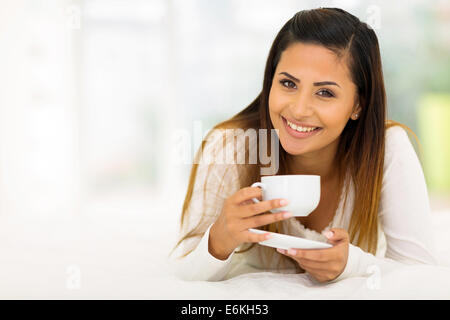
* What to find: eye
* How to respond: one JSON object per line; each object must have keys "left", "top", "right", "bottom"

{"left": 317, "top": 89, "right": 335, "bottom": 98}
{"left": 279, "top": 79, "right": 296, "bottom": 89}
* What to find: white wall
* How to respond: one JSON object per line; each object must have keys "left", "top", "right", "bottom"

{"left": 0, "top": 0, "right": 81, "bottom": 220}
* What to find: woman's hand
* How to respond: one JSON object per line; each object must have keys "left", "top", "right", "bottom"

{"left": 209, "top": 187, "right": 293, "bottom": 260}
{"left": 277, "top": 228, "right": 349, "bottom": 283}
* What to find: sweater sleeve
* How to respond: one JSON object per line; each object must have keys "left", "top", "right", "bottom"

{"left": 170, "top": 130, "right": 242, "bottom": 281}
{"left": 333, "top": 126, "right": 439, "bottom": 282}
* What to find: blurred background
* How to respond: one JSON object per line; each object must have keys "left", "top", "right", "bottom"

{"left": 0, "top": 0, "right": 449, "bottom": 297}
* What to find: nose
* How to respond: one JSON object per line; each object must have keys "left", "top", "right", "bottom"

{"left": 289, "top": 92, "right": 314, "bottom": 118}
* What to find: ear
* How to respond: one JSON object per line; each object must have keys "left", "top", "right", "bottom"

{"left": 355, "top": 102, "right": 362, "bottom": 114}
{"left": 351, "top": 102, "right": 362, "bottom": 120}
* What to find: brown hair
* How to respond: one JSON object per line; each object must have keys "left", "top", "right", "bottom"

{"left": 172, "top": 8, "right": 422, "bottom": 262}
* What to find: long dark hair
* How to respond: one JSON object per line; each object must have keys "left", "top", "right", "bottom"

{"left": 175, "top": 7, "right": 419, "bottom": 259}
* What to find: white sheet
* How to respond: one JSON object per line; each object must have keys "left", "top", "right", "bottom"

{"left": 1, "top": 208, "right": 450, "bottom": 299}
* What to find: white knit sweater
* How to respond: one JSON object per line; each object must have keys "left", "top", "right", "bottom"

{"left": 171, "top": 125, "right": 439, "bottom": 281}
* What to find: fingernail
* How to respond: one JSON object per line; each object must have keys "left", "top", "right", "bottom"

{"left": 265, "top": 233, "right": 272, "bottom": 240}
{"left": 287, "top": 249, "right": 297, "bottom": 255}
{"left": 283, "top": 212, "right": 293, "bottom": 219}
{"left": 277, "top": 248, "right": 286, "bottom": 254}
{"left": 279, "top": 199, "right": 289, "bottom": 206}
{"left": 323, "top": 230, "right": 334, "bottom": 239}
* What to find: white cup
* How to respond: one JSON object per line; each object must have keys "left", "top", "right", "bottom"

{"left": 251, "top": 175, "right": 320, "bottom": 217}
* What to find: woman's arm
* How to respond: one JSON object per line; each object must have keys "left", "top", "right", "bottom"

{"left": 333, "top": 126, "right": 439, "bottom": 281}
{"left": 171, "top": 223, "right": 236, "bottom": 281}
{"left": 170, "top": 132, "right": 242, "bottom": 281}
{"left": 379, "top": 126, "right": 438, "bottom": 264}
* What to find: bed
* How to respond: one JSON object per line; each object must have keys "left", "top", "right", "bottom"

{"left": 1, "top": 204, "right": 449, "bottom": 299}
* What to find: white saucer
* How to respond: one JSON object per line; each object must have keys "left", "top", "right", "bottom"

{"left": 249, "top": 228, "right": 332, "bottom": 250}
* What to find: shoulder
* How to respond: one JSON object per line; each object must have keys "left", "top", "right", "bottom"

{"left": 383, "top": 125, "right": 423, "bottom": 177}
{"left": 385, "top": 125, "right": 410, "bottom": 150}
{"left": 194, "top": 128, "right": 249, "bottom": 189}
{"left": 200, "top": 127, "right": 258, "bottom": 165}
{"left": 384, "top": 125, "right": 416, "bottom": 163}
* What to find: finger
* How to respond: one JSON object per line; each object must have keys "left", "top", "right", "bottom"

{"left": 231, "top": 187, "right": 262, "bottom": 205}
{"left": 278, "top": 254, "right": 331, "bottom": 279}
{"left": 241, "top": 199, "right": 260, "bottom": 206}
{"left": 307, "top": 272, "right": 332, "bottom": 284}
{"left": 244, "top": 210, "right": 293, "bottom": 229}
{"left": 241, "top": 198, "right": 289, "bottom": 218}
{"left": 322, "top": 228, "right": 349, "bottom": 244}
{"left": 242, "top": 230, "right": 272, "bottom": 243}
{"left": 277, "top": 251, "right": 329, "bottom": 273}
{"left": 281, "top": 248, "right": 334, "bottom": 262}
{"left": 295, "top": 258, "right": 329, "bottom": 271}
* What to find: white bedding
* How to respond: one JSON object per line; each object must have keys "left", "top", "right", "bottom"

{"left": 1, "top": 207, "right": 450, "bottom": 299}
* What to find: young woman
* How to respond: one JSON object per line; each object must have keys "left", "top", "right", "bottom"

{"left": 171, "top": 8, "right": 438, "bottom": 283}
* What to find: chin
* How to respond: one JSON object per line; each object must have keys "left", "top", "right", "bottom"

{"left": 278, "top": 135, "right": 312, "bottom": 155}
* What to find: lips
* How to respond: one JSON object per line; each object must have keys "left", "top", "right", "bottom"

{"left": 281, "top": 116, "right": 323, "bottom": 139}
{"left": 285, "top": 119, "right": 320, "bottom": 129}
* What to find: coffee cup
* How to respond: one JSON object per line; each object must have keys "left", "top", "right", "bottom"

{"left": 251, "top": 175, "right": 320, "bottom": 217}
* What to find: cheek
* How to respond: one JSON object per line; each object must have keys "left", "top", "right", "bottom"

{"left": 319, "top": 113, "right": 339, "bottom": 129}
{"left": 316, "top": 103, "right": 350, "bottom": 129}
{"left": 268, "top": 91, "right": 283, "bottom": 126}
{"left": 268, "top": 90, "right": 281, "bottom": 114}
{"left": 322, "top": 110, "right": 350, "bottom": 132}
{"left": 269, "top": 88, "right": 291, "bottom": 115}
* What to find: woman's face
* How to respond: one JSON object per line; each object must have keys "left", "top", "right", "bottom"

{"left": 268, "top": 42, "right": 361, "bottom": 156}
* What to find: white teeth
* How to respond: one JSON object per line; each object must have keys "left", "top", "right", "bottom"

{"left": 286, "top": 120, "right": 319, "bottom": 132}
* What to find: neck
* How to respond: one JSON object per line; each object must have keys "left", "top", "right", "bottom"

{"left": 286, "top": 139, "right": 340, "bottom": 185}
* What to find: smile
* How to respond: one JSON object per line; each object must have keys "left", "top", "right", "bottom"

{"left": 282, "top": 116, "right": 323, "bottom": 139}
{"left": 285, "top": 119, "right": 320, "bottom": 132}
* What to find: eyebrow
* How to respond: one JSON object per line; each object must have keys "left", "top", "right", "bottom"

{"left": 278, "top": 72, "right": 341, "bottom": 88}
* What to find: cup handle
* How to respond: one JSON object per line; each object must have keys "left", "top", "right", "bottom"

{"left": 250, "top": 182, "right": 265, "bottom": 203}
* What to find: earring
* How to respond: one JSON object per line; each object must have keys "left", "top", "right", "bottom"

{"left": 354, "top": 113, "right": 359, "bottom": 119}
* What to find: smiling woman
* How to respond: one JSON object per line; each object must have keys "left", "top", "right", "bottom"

{"left": 269, "top": 42, "right": 361, "bottom": 173}
{"left": 171, "top": 7, "right": 438, "bottom": 283}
